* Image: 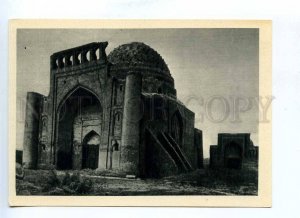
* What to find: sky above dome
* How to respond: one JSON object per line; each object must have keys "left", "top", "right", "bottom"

{"left": 16, "top": 28, "right": 259, "bottom": 158}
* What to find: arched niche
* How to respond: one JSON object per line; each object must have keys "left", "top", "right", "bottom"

{"left": 170, "top": 110, "right": 184, "bottom": 147}
{"left": 55, "top": 86, "right": 102, "bottom": 170}
{"left": 112, "top": 111, "right": 122, "bottom": 136}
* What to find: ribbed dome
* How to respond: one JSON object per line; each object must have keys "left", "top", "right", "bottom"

{"left": 107, "top": 42, "right": 170, "bottom": 75}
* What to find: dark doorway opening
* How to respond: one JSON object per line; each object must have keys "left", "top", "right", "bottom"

{"left": 82, "top": 131, "right": 100, "bottom": 169}
{"left": 224, "top": 141, "right": 242, "bottom": 169}
{"left": 226, "top": 157, "right": 242, "bottom": 169}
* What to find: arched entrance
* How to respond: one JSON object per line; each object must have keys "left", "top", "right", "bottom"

{"left": 224, "top": 141, "right": 243, "bottom": 169}
{"left": 170, "top": 110, "right": 183, "bottom": 146}
{"left": 82, "top": 131, "right": 100, "bottom": 169}
{"left": 56, "top": 87, "right": 102, "bottom": 170}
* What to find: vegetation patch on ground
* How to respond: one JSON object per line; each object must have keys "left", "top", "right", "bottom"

{"left": 16, "top": 163, "right": 257, "bottom": 196}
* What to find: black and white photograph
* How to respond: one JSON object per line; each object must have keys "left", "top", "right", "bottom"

{"left": 3, "top": 0, "right": 300, "bottom": 217}
{"left": 9, "top": 20, "right": 272, "bottom": 206}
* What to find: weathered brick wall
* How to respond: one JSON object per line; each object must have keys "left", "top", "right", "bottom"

{"left": 37, "top": 98, "right": 52, "bottom": 169}
{"left": 143, "top": 129, "right": 178, "bottom": 178}
{"left": 164, "top": 96, "right": 197, "bottom": 169}
{"left": 177, "top": 105, "right": 196, "bottom": 168}
{"left": 107, "top": 79, "right": 125, "bottom": 170}
{"left": 141, "top": 94, "right": 199, "bottom": 174}
{"left": 142, "top": 74, "right": 176, "bottom": 97}
{"left": 209, "top": 134, "right": 257, "bottom": 169}
{"left": 23, "top": 92, "right": 44, "bottom": 169}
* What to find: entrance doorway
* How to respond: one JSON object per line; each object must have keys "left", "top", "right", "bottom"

{"left": 224, "top": 141, "right": 242, "bottom": 169}
{"left": 82, "top": 131, "right": 100, "bottom": 169}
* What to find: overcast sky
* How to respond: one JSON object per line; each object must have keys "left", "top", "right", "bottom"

{"left": 17, "top": 28, "right": 259, "bottom": 157}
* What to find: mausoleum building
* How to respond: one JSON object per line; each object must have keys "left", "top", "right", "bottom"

{"left": 22, "top": 41, "right": 204, "bottom": 178}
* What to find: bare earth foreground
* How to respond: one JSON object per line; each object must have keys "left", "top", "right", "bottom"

{"left": 16, "top": 162, "right": 258, "bottom": 196}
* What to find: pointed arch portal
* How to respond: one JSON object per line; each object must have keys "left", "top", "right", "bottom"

{"left": 55, "top": 87, "right": 102, "bottom": 170}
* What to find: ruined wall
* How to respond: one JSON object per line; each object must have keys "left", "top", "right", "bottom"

{"left": 144, "top": 130, "right": 178, "bottom": 178}
{"left": 37, "top": 97, "right": 52, "bottom": 169}
{"left": 209, "top": 133, "right": 258, "bottom": 169}
{"left": 176, "top": 105, "right": 197, "bottom": 168}
{"left": 142, "top": 74, "right": 176, "bottom": 97}
{"left": 141, "top": 93, "right": 199, "bottom": 174}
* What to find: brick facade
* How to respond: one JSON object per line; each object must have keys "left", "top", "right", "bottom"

{"left": 22, "top": 42, "right": 204, "bottom": 177}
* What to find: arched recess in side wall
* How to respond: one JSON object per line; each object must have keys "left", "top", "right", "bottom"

{"left": 170, "top": 110, "right": 184, "bottom": 147}
{"left": 112, "top": 111, "right": 122, "bottom": 136}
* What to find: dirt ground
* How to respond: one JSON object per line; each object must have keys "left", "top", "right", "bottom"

{"left": 16, "top": 164, "right": 258, "bottom": 196}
